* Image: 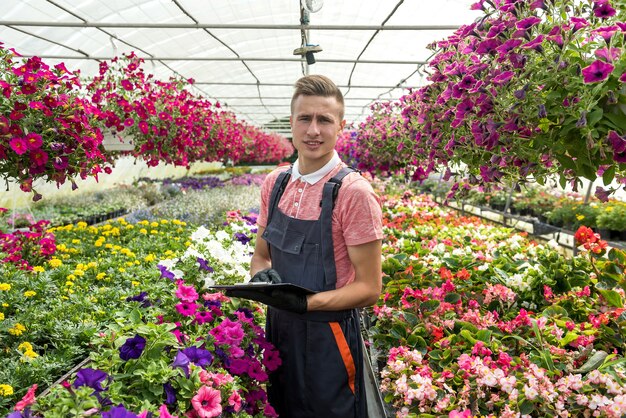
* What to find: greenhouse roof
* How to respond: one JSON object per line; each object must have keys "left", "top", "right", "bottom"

{"left": 1, "top": 0, "right": 480, "bottom": 134}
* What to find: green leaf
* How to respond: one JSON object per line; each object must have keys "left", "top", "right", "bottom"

{"left": 597, "top": 289, "right": 623, "bottom": 308}
{"left": 572, "top": 350, "right": 608, "bottom": 373}
{"left": 559, "top": 332, "right": 579, "bottom": 347}
{"left": 602, "top": 165, "right": 616, "bottom": 186}
{"left": 476, "top": 329, "right": 492, "bottom": 343}
{"left": 444, "top": 292, "right": 461, "bottom": 304}
{"left": 390, "top": 324, "right": 407, "bottom": 339}
{"left": 460, "top": 329, "right": 477, "bottom": 344}
{"left": 519, "top": 399, "right": 535, "bottom": 415}
{"left": 542, "top": 305, "right": 569, "bottom": 318}
{"left": 587, "top": 108, "right": 604, "bottom": 126}
{"left": 420, "top": 300, "right": 440, "bottom": 313}
{"left": 403, "top": 312, "right": 419, "bottom": 327}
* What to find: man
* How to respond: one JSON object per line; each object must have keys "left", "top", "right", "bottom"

{"left": 230, "top": 75, "right": 383, "bottom": 418}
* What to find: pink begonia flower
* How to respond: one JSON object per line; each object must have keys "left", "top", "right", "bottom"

{"left": 449, "top": 409, "right": 472, "bottom": 418}
{"left": 191, "top": 386, "right": 222, "bottom": 418}
{"left": 15, "top": 384, "right": 37, "bottom": 411}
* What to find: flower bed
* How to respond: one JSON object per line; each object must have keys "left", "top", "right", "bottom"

{"left": 371, "top": 191, "right": 626, "bottom": 417}
{"left": 1, "top": 209, "right": 278, "bottom": 417}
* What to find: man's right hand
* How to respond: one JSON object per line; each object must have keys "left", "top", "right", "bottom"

{"left": 250, "top": 268, "right": 282, "bottom": 284}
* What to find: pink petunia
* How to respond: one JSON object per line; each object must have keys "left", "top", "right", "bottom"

{"left": 191, "top": 386, "right": 222, "bottom": 418}
{"left": 15, "top": 384, "right": 37, "bottom": 411}
{"left": 227, "top": 391, "right": 242, "bottom": 412}
{"left": 158, "top": 404, "right": 178, "bottom": 418}
{"left": 176, "top": 281, "right": 199, "bottom": 302}
{"left": 595, "top": 47, "right": 622, "bottom": 62}
{"left": 120, "top": 79, "right": 134, "bottom": 91}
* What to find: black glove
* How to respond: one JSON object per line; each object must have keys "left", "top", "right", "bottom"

{"left": 250, "top": 268, "right": 282, "bottom": 284}
{"left": 225, "top": 288, "right": 307, "bottom": 314}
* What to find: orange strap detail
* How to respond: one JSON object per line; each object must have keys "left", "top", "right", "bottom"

{"left": 329, "top": 321, "right": 356, "bottom": 394}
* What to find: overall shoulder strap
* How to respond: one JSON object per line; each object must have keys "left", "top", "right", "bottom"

{"left": 267, "top": 167, "right": 292, "bottom": 225}
{"left": 319, "top": 166, "right": 359, "bottom": 290}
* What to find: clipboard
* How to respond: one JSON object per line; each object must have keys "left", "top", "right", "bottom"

{"left": 209, "top": 282, "right": 318, "bottom": 296}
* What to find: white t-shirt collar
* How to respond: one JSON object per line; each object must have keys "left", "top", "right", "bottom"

{"left": 291, "top": 151, "right": 341, "bottom": 185}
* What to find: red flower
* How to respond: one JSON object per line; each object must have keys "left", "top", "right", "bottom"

{"left": 30, "top": 149, "right": 49, "bottom": 167}
{"left": 15, "top": 384, "right": 37, "bottom": 411}
{"left": 574, "top": 226, "right": 597, "bottom": 245}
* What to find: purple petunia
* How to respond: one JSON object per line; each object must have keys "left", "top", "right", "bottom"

{"left": 101, "top": 405, "right": 139, "bottom": 418}
{"left": 581, "top": 60, "right": 615, "bottom": 83}
{"left": 74, "top": 368, "right": 109, "bottom": 392}
{"left": 158, "top": 264, "right": 176, "bottom": 281}
{"left": 181, "top": 346, "right": 213, "bottom": 368}
{"left": 234, "top": 232, "right": 251, "bottom": 245}
{"left": 164, "top": 382, "right": 177, "bottom": 405}
{"left": 197, "top": 257, "right": 214, "bottom": 272}
{"left": 516, "top": 16, "right": 542, "bottom": 31}
{"left": 172, "top": 350, "right": 190, "bottom": 377}
{"left": 119, "top": 335, "right": 146, "bottom": 361}
{"left": 592, "top": 25, "right": 619, "bottom": 42}
{"left": 607, "top": 131, "right": 626, "bottom": 163}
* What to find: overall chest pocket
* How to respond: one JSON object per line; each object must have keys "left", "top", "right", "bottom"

{"left": 263, "top": 227, "right": 320, "bottom": 288}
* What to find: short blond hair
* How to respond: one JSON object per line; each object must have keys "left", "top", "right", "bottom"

{"left": 291, "top": 75, "right": 345, "bottom": 120}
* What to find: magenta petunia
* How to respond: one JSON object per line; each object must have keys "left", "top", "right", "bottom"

{"left": 516, "top": 16, "right": 542, "bottom": 30}
{"left": 24, "top": 133, "right": 43, "bottom": 150}
{"left": 475, "top": 38, "right": 501, "bottom": 55}
{"left": 491, "top": 71, "right": 514, "bottom": 85}
{"left": 592, "top": 25, "right": 619, "bottom": 42}
{"left": 175, "top": 301, "right": 198, "bottom": 317}
{"left": 621, "top": 73, "right": 626, "bottom": 82}
{"left": 595, "top": 47, "right": 622, "bottom": 62}
{"left": 30, "top": 149, "right": 49, "bottom": 167}
{"left": 120, "top": 79, "right": 134, "bottom": 91}
{"left": 9, "top": 137, "right": 28, "bottom": 155}
{"left": 124, "top": 117, "right": 135, "bottom": 127}
{"left": 176, "top": 282, "right": 199, "bottom": 302}
{"left": 594, "top": 1, "right": 616, "bottom": 18}
{"left": 607, "top": 131, "right": 626, "bottom": 163}
{"left": 138, "top": 120, "right": 149, "bottom": 135}
{"left": 522, "top": 35, "right": 544, "bottom": 50}
{"left": 581, "top": 59, "right": 614, "bottom": 83}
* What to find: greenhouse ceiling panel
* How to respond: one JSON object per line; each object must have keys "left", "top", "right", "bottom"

{"left": 1, "top": 0, "right": 480, "bottom": 130}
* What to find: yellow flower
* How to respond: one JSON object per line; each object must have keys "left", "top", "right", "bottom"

{"left": 113, "top": 245, "right": 122, "bottom": 251}
{"left": 72, "top": 239, "right": 81, "bottom": 244}
{"left": 144, "top": 254, "right": 156, "bottom": 262}
{"left": 2, "top": 303, "right": 7, "bottom": 307}
{"left": 0, "top": 283, "right": 11, "bottom": 291}
{"left": 18, "top": 342, "right": 33, "bottom": 352}
{"left": 56, "top": 243, "right": 67, "bottom": 251}
{"left": 65, "top": 281, "right": 74, "bottom": 287}
{"left": 150, "top": 222, "right": 159, "bottom": 228}
{"left": 76, "top": 221, "right": 87, "bottom": 228}
{"left": 9, "top": 323, "right": 26, "bottom": 336}
{"left": 139, "top": 228, "right": 148, "bottom": 235}
{"left": 131, "top": 281, "right": 139, "bottom": 286}
{"left": 0, "top": 312, "right": 4, "bottom": 321}
{"left": 66, "top": 274, "right": 76, "bottom": 281}
{"left": 150, "top": 230, "right": 158, "bottom": 234}
{"left": 160, "top": 219, "right": 169, "bottom": 224}
{"left": 172, "top": 219, "right": 182, "bottom": 225}
{"left": 576, "top": 214, "right": 585, "bottom": 221}
{"left": 134, "top": 260, "right": 140, "bottom": 265}
{"left": 95, "top": 240, "right": 104, "bottom": 247}
{"left": 96, "top": 273, "right": 106, "bottom": 280}
{"left": 185, "top": 241, "right": 191, "bottom": 247}
{"left": 125, "top": 224, "right": 134, "bottom": 229}
{"left": 105, "top": 243, "right": 113, "bottom": 249}
{"left": 32, "top": 266, "right": 45, "bottom": 273}
{"left": 48, "top": 258, "right": 62, "bottom": 268}
{"left": 73, "top": 269, "right": 84, "bottom": 276}
{"left": 23, "top": 349, "right": 38, "bottom": 359}
{"left": 0, "top": 384, "right": 14, "bottom": 396}
{"left": 164, "top": 250, "right": 174, "bottom": 256}
{"left": 88, "top": 262, "right": 97, "bottom": 269}
{"left": 118, "top": 268, "right": 126, "bottom": 273}
{"left": 102, "top": 224, "right": 112, "bottom": 231}
{"left": 23, "top": 291, "right": 36, "bottom": 298}
{"left": 125, "top": 261, "right": 134, "bottom": 267}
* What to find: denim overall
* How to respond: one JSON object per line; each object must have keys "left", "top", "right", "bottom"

{"left": 261, "top": 166, "right": 367, "bottom": 418}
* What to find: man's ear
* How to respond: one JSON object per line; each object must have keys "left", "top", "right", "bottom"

{"left": 340, "top": 119, "right": 346, "bottom": 130}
